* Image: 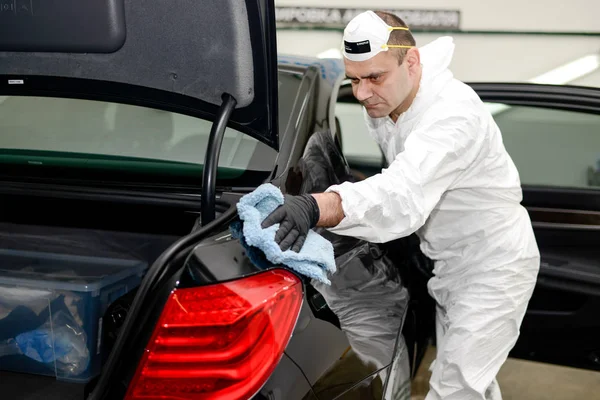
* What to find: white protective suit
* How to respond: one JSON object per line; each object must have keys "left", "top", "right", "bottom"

{"left": 327, "top": 36, "right": 541, "bottom": 400}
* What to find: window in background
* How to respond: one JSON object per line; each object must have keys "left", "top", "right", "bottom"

{"left": 336, "top": 99, "right": 600, "bottom": 188}
{"left": 335, "top": 102, "right": 384, "bottom": 177}
{"left": 485, "top": 103, "right": 600, "bottom": 189}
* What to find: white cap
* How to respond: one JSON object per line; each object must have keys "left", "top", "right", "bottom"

{"left": 342, "top": 11, "right": 412, "bottom": 62}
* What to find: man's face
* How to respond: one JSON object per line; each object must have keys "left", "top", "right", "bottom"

{"left": 344, "top": 51, "right": 414, "bottom": 119}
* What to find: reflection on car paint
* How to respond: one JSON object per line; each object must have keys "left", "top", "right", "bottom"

{"left": 286, "top": 130, "right": 411, "bottom": 400}
{"left": 278, "top": 55, "right": 344, "bottom": 85}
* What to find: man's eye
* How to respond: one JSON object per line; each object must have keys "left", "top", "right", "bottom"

{"left": 371, "top": 75, "right": 381, "bottom": 82}
{"left": 351, "top": 78, "right": 359, "bottom": 84}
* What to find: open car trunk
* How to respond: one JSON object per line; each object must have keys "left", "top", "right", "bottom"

{"left": 0, "top": 0, "right": 279, "bottom": 397}
{"left": 0, "top": 189, "right": 220, "bottom": 399}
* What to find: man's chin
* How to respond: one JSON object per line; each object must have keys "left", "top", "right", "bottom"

{"left": 365, "top": 107, "right": 388, "bottom": 119}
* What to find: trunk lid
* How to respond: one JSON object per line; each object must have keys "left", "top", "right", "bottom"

{"left": 0, "top": 0, "right": 279, "bottom": 149}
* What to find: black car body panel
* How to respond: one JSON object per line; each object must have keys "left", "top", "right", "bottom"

{"left": 0, "top": 0, "right": 280, "bottom": 149}
{"left": 81, "top": 55, "right": 429, "bottom": 400}
{"left": 3, "top": 0, "right": 599, "bottom": 397}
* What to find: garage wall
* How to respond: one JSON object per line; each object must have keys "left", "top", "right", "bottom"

{"left": 275, "top": 0, "right": 600, "bottom": 33}
{"left": 275, "top": 1, "right": 600, "bottom": 87}
{"left": 413, "top": 34, "right": 600, "bottom": 86}
{"left": 277, "top": 31, "right": 600, "bottom": 85}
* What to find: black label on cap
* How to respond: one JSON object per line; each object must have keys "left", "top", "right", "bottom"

{"left": 344, "top": 40, "right": 371, "bottom": 54}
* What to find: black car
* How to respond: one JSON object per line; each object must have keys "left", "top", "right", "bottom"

{"left": 0, "top": 1, "right": 429, "bottom": 399}
{"left": 1, "top": 1, "right": 599, "bottom": 400}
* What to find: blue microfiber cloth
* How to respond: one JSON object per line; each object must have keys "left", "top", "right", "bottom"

{"left": 230, "top": 183, "right": 336, "bottom": 285}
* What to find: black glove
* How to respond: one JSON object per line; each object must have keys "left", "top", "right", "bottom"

{"left": 261, "top": 194, "right": 320, "bottom": 252}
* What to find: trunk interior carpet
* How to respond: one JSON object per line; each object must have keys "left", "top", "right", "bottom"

{"left": 0, "top": 371, "right": 85, "bottom": 400}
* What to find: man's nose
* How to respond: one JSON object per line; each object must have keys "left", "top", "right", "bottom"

{"left": 354, "top": 80, "right": 373, "bottom": 102}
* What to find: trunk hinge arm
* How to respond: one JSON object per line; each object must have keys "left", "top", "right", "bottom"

{"left": 200, "top": 93, "right": 237, "bottom": 225}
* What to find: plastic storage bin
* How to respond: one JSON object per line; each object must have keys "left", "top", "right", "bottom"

{"left": 0, "top": 248, "right": 147, "bottom": 383}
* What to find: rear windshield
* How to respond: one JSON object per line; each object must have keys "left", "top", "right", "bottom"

{"left": 0, "top": 95, "right": 272, "bottom": 169}
{"left": 0, "top": 71, "right": 303, "bottom": 186}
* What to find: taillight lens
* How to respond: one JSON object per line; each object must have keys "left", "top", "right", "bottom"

{"left": 125, "top": 269, "right": 303, "bottom": 400}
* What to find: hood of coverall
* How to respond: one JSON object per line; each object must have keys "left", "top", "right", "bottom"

{"left": 394, "top": 36, "right": 456, "bottom": 125}
{"left": 365, "top": 36, "right": 457, "bottom": 163}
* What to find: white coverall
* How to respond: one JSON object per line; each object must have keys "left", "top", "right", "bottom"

{"left": 326, "top": 37, "right": 541, "bottom": 400}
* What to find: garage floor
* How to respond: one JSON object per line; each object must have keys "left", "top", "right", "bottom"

{"left": 411, "top": 347, "right": 600, "bottom": 399}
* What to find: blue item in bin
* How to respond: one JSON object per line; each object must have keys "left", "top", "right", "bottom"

{"left": 0, "top": 249, "right": 147, "bottom": 382}
{"left": 17, "top": 327, "right": 70, "bottom": 363}
{"left": 14, "top": 310, "right": 90, "bottom": 375}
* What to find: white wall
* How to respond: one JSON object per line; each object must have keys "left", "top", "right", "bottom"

{"left": 275, "top": 0, "right": 600, "bottom": 33}
{"left": 277, "top": 30, "right": 600, "bottom": 86}
{"left": 275, "top": 0, "right": 600, "bottom": 87}
{"left": 414, "top": 34, "right": 600, "bottom": 85}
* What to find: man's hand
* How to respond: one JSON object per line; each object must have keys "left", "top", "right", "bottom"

{"left": 261, "top": 194, "right": 320, "bottom": 252}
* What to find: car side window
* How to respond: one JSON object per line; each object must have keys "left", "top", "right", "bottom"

{"left": 335, "top": 101, "right": 384, "bottom": 175}
{"left": 277, "top": 70, "right": 304, "bottom": 134}
{"left": 485, "top": 103, "right": 600, "bottom": 189}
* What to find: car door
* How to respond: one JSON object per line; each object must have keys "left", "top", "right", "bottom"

{"left": 472, "top": 83, "right": 600, "bottom": 372}
{"left": 335, "top": 81, "right": 600, "bottom": 373}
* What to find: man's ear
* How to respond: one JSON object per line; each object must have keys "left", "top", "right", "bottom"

{"left": 405, "top": 48, "right": 421, "bottom": 71}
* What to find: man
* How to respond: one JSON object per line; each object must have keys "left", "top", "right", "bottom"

{"left": 262, "top": 10, "right": 541, "bottom": 400}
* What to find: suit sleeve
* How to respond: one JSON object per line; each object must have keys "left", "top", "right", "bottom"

{"left": 326, "top": 111, "right": 485, "bottom": 243}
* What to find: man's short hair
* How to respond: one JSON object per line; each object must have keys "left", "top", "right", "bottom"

{"left": 374, "top": 10, "right": 416, "bottom": 64}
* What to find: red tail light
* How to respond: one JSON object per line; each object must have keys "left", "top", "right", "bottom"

{"left": 125, "top": 269, "right": 303, "bottom": 400}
